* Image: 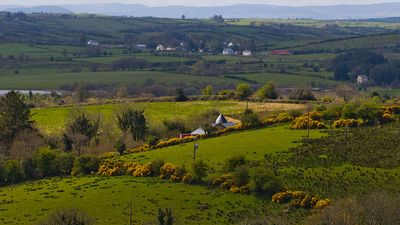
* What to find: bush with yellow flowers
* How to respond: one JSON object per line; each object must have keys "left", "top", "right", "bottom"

{"left": 182, "top": 173, "right": 193, "bottom": 184}
{"left": 313, "top": 198, "right": 332, "bottom": 209}
{"left": 290, "top": 115, "right": 326, "bottom": 130}
{"left": 127, "top": 144, "right": 150, "bottom": 154}
{"left": 262, "top": 112, "right": 294, "bottom": 126}
{"left": 132, "top": 163, "right": 152, "bottom": 177}
{"left": 97, "top": 161, "right": 125, "bottom": 176}
{"left": 333, "top": 118, "right": 363, "bottom": 128}
{"left": 100, "top": 152, "right": 119, "bottom": 160}
{"left": 382, "top": 112, "right": 396, "bottom": 123}
{"left": 212, "top": 174, "right": 234, "bottom": 189}
{"left": 229, "top": 185, "right": 251, "bottom": 194}
{"left": 272, "top": 190, "right": 331, "bottom": 210}
{"left": 159, "top": 163, "right": 177, "bottom": 179}
{"left": 275, "top": 112, "right": 294, "bottom": 123}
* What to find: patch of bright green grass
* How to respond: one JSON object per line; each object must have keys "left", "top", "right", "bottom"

{"left": 0, "top": 176, "right": 281, "bottom": 225}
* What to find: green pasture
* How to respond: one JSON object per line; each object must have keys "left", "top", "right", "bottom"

{"left": 295, "top": 34, "right": 400, "bottom": 52}
{"left": 0, "top": 176, "right": 279, "bottom": 225}
{"left": 122, "top": 125, "right": 322, "bottom": 171}
{"left": 232, "top": 72, "right": 339, "bottom": 87}
{"left": 0, "top": 70, "right": 239, "bottom": 90}
{"left": 0, "top": 43, "right": 82, "bottom": 58}
{"left": 281, "top": 165, "right": 400, "bottom": 198}
{"left": 32, "top": 101, "right": 305, "bottom": 134}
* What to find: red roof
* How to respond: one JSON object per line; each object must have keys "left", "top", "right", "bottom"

{"left": 270, "top": 50, "right": 292, "bottom": 55}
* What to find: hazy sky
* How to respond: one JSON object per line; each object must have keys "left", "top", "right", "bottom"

{"left": 2, "top": 0, "right": 400, "bottom": 6}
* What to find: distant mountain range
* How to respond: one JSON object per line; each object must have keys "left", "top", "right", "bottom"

{"left": 2, "top": 3, "right": 400, "bottom": 19}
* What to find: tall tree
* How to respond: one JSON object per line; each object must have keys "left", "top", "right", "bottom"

{"left": 235, "top": 83, "right": 253, "bottom": 100}
{"left": 256, "top": 81, "right": 279, "bottom": 100}
{"left": 0, "top": 91, "right": 32, "bottom": 156}
{"left": 65, "top": 109, "right": 100, "bottom": 155}
{"left": 117, "top": 108, "right": 148, "bottom": 141}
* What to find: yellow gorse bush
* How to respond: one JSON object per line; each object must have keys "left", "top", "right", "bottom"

{"left": 272, "top": 190, "right": 331, "bottom": 210}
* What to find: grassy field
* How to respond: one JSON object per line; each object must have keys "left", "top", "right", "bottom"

{"left": 232, "top": 72, "right": 339, "bottom": 87}
{"left": 294, "top": 34, "right": 400, "bottom": 52}
{"left": 32, "top": 101, "right": 306, "bottom": 134}
{"left": 0, "top": 70, "right": 240, "bottom": 90}
{"left": 121, "top": 125, "right": 322, "bottom": 172}
{"left": 0, "top": 176, "right": 282, "bottom": 225}
{"left": 0, "top": 43, "right": 82, "bottom": 58}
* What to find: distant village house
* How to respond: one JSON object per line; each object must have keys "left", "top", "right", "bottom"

{"left": 222, "top": 48, "right": 235, "bottom": 56}
{"left": 357, "top": 75, "right": 369, "bottom": 84}
{"left": 87, "top": 40, "right": 99, "bottom": 46}
{"left": 156, "top": 44, "right": 165, "bottom": 51}
{"left": 242, "top": 50, "right": 252, "bottom": 56}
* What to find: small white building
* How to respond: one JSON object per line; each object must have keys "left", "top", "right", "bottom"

{"left": 136, "top": 44, "right": 147, "bottom": 49}
{"left": 156, "top": 44, "right": 165, "bottom": 51}
{"left": 191, "top": 127, "right": 207, "bottom": 136}
{"left": 166, "top": 47, "right": 177, "bottom": 51}
{"left": 357, "top": 75, "right": 369, "bottom": 84}
{"left": 87, "top": 40, "right": 99, "bottom": 46}
{"left": 213, "top": 114, "right": 236, "bottom": 128}
{"left": 222, "top": 48, "right": 234, "bottom": 56}
{"left": 242, "top": 50, "right": 252, "bottom": 56}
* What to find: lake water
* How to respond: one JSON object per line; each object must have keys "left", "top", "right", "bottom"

{"left": 0, "top": 90, "right": 57, "bottom": 96}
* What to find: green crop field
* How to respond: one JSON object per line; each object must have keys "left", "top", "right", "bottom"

{"left": 32, "top": 101, "right": 306, "bottom": 134}
{"left": 294, "top": 34, "right": 400, "bottom": 52}
{"left": 121, "top": 125, "right": 322, "bottom": 171}
{"left": 0, "top": 176, "right": 282, "bottom": 225}
{"left": 0, "top": 70, "right": 240, "bottom": 90}
{"left": 0, "top": 43, "right": 82, "bottom": 58}
{"left": 232, "top": 72, "right": 339, "bottom": 87}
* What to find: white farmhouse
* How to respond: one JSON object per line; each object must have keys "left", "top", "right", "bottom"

{"left": 156, "top": 44, "right": 165, "bottom": 51}
{"left": 222, "top": 48, "right": 234, "bottom": 56}
{"left": 242, "top": 50, "right": 252, "bottom": 56}
{"left": 357, "top": 75, "right": 369, "bottom": 84}
{"left": 87, "top": 40, "right": 99, "bottom": 46}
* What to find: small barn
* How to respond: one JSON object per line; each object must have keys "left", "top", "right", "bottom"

{"left": 222, "top": 48, "right": 234, "bottom": 56}
{"left": 87, "top": 40, "right": 99, "bottom": 46}
{"left": 357, "top": 75, "right": 369, "bottom": 84}
{"left": 243, "top": 50, "right": 252, "bottom": 56}
{"left": 213, "top": 114, "right": 236, "bottom": 128}
{"left": 156, "top": 44, "right": 165, "bottom": 51}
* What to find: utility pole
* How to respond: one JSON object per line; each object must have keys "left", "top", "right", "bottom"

{"left": 193, "top": 140, "right": 198, "bottom": 161}
{"left": 307, "top": 103, "right": 311, "bottom": 141}
{"left": 344, "top": 125, "right": 348, "bottom": 161}
{"left": 129, "top": 200, "right": 133, "bottom": 225}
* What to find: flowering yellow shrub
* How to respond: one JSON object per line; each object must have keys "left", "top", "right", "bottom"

{"left": 216, "top": 124, "right": 244, "bottom": 135}
{"left": 127, "top": 144, "right": 150, "bottom": 154}
{"left": 132, "top": 163, "right": 152, "bottom": 177}
{"left": 272, "top": 190, "right": 331, "bottom": 210}
{"left": 182, "top": 173, "right": 193, "bottom": 184}
{"left": 160, "top": 163, "right": 177, "bottom": 179}
{"left": 333, "top": 119, "right": 363, "bottom": 128}
{"left": 275, "top": 112, "right": 294, "bottom": 123}
{"left": 313, "top": 199, "right": 332, "bottom": 209}
{"left": 382, "top": 113, "right": 396, "bottom": 123}
{"left": 100, "top": 152, "right": 119, "bottom": 160}
{"left": 229, "top": 185, "right": 251, "bottom": 194}
{"left": 290, "top": 115, "right": 326, "bottom": 130}
{"left": 97, "top": 161, "right": 124, "bottom": 176}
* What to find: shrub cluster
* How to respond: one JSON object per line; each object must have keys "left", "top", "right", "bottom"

{"left": 290, "top": 112, "right": 326, "bottom": 130}
{"left": 0, "top": 148, "right": 100, "bottom": 185}
{"left": 272, "top": 190, "right": 332, "bottom": 210}
{"left": 212, "top": 174, "right": 251, "bottom": 194}
{"left": 332, "top": 118, "right": 363, "bottom": 128}
{"left": 263, "top": 112, "right": 294, "bottom": 125}
{"left": 98, "top": 161, "right": 194, "bottom": 184}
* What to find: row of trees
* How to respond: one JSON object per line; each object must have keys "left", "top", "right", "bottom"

{"left": 332, "top": 50, "right": 400, "bottom": 86}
